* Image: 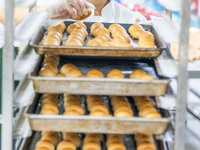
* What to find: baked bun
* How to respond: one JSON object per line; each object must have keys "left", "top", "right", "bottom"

{"left": 67, "top": 24, "right": 80, "bottom": 34}
{"left": 94, "top": 28, "right": 110, "bottom": 37}
{"left": 140, "top": 74, "right": 154, "bottom": 80}
{"left": 35, "top": 140, "right": 54, "bottom": 150}
{"left": 83, "top": 142, "right": 101, "bottom": 150}
{"left": 112, "top": 41, "right": 132, "bottom": 48}
{"left": 41, "top": 133, "right": 59, "bottom": 145}
{"left": 95, "top": 36, "right": 108, "bottom": 43}
{"left": 42, "top": 63, "right": 58, "bottom": 74}
{"left": 74, "top": 21, "right": 87, "bottom": 30}
{"left": 108, "top": 24, "right": 123, "bottom": 34}
{"left": 39, "top": 67, "right": 56, "bottom": 77}
{"left": 47, "top": 26, "right": 62, "bottom": 35}
{"left": 60, "top": 64, "right": 77, "bottom": 76}
{"left": 129, "top": 70, "right": 147, "bottom": 79}
{"left": 101, "top": 42, "right": 114, "bottom": 47}
{"left": 87, "top": 38, "right": 102, "bottom": 47}
{"left": 42, "top": 37, "right": 60, "bottom": 46}
{"left": 65, "top": 39, "right": 83, "bottom": 46}
{"left": 65, "top": 69, "right": 82, "bottom": 77}
{"left": 90, "top": 23, "right": 105, "bottom": 34}
{"left": 90, "top": 105, "right": 109, "bottom": 114}
{"left": 107, "top": 69, "right": 124, "bottom": 79}
{"left": 57, "top": 141, "right": 76, "bottom": 150}
{"left": 56, "top": 74, "right": 65, "bottom": 77}
{"left": 87, "top": 69, "right": 104, "bottom": 78}
{"left": 107, "top": 143, "right": 126, "bottom": 150}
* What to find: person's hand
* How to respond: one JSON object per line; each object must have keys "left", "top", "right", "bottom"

{"left": 52, "top": 0, "right": 90, "bottom": 19}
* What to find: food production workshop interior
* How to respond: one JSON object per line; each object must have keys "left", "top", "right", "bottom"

{"left": 0, "top": 0, "right": 200, "bottom": 150}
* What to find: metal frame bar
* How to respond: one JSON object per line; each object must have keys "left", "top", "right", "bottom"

{"left": 175, "top": 0, "right": 191, "bottom": 150}
{"left": 2, "top": 0, "right": 14, "bottom": 150}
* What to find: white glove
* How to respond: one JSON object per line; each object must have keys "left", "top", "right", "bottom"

{"left": 35, "top": 0, "right": 95, "bottom": 20}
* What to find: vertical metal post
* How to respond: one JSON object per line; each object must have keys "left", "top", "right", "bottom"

{"left": 2, "top": 0, "right": 14, "bottom": 150}
{"left": 175, "top": 0, "right": 191, "bottom": 150}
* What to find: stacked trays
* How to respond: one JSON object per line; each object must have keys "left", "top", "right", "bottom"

{"left": 27, "top": 22, "right": 171, "bottom": 150}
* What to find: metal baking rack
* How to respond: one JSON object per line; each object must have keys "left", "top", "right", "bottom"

{"left": 1, "top": 0, "right": 191, "bottom": 150}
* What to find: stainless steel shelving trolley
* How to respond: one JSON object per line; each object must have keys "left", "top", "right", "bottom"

{"left": 1, "top": 0, "right": 191, "bottom": 150}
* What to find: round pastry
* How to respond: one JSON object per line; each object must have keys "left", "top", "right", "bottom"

{"left": 144, "top": 112, "right": 161, "bottom": 118}
{"left": 66, "top": 105, "right": 85, "bottom": 115}
{"left": 56, "top": 74, "right": 65, "bottom": 77}
{"left": 114, "top": 106, "right": 133, "bottom": 115}
{"left": 84, "top": 136, "right": 101, "bottom": 144}
{"left": 90, "top": 23, "right": 105, "bottom": 33}
{"left": 77, "top": 9, "right": 92, "bottom": 20}
{"left": 74, "top": 21, "right": 87, "bottom": 30}
{"left": 57, "top": 141, "right": 76, "bottom": 150}
{"left": 90, "top": 105, "right": 109, "bottom": 114}
{"left": 108, "top": 24, "right": 123, "bottom": 34}
{"left": 42, "top": 38, "right": 60, "bottom": 46}
{"left": 107, "top": 143, "right": 126, "bottom": 150}
{"left": 41, "top": 98, "right": 58, "bottom": 106}
{"left": 42, "top": 63, "right": 58, "bottom": 74}
{"left": 140, "top": 74, "right": 154, "bottom": 80}
{"left": 137, "top": 142, "right": 156, "bottom": 150}
{"left": 128, "top": 24, "right": 143, "bottom": 34}
{"left": 101, "top": 42, "right": 114, "bottom": 47}
{"left": 65, "top": 69, "right": 82, "bottom": 77}
{"left": 67, "top": 24, "right": 80, "bottom": 34}
{"left": 94, "top": 28, "right": 110, "bottom": 37}
{"left": 95, "top": 36, "right": 107, "bottom": 43}
{"left": 87, "top": 69, "right": 104, "bottom": 78}
{"left": 90, "top": 110, "right": 106, "bottom": 116}
{"left": 63, "top": 134, "right": 81, "bottom": 148}
{"left": 60, "top": 64, "right": 77, "bottom": 75}
{"left": 139, "top": 31, "right": 154, "bottom": 39}
{"left": 114, "top": 110, "right": 132, "bottom": 117}
{"left": 35, "top": 140, "right": 54, "bottom": 150}
{"left": 107, "top": 69, "right": 124, "bottom": 79}
{"left": 112, "top": 42, "right": 132, "bottom": 48}
{"left": 39, "top": 67, "right": 56, "bottom": 77}
{"left": 47, "top": 26, "right": 63, "bottom": 35}
{"left": 106, "top": 137, "right": 123, "bottom": 147}
{"left": 138, "top": 107, "right": 157, "bottom": 117}
{"left": 83, "top": 142, "right": 101, "bottom": 150}
{"left": 129, "top": 70, "right": 147, "bottom": 79}
{"left": 65, "top": 39, "right": 83, "bottom": 46}
{"left": 87, "top": 38, "right": 102, "bottom": 47}
{"left": 41, "top": 133, "right": 59, "bottom": 145}
{"left": 42, "top": 104, "right": 59, "bottom": 114}
{"left": 64, "top": 110, "right": 81, "bottom": 115}
{"left": 67, "top": 35, "right": 84, "bottom": 44}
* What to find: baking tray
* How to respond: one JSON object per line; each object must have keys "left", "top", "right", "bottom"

{"left": 30, "top": 21, "right": 165, "bottom": 58}
{"left": 20, "top": 131, "right": 167, "bottom": 150}
{"left": 25, "top": 94, "right": 171, "bottom": 134}
{"left": 30, "top": 56, "right": 170, "bottom": 96}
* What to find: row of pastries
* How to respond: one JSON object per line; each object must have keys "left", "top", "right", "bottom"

{"left": 41, "top": 22, "right": 155, "bottom": 48}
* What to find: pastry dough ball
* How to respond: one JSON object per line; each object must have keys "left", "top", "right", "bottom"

{"left": 129, "top": 70, "right": 147, "bottom": 79}
{"left": 91, "top": 105, "right": 109, "bottom": 114}
{"left": 87, "top": 38, "right": 102, "bottom": 47}
{"left": 39, "top": 67, "right": 56, "bottom": 77}
{"left": 140, "top": 74, "right": 154, "bottom": 80}
{"left": 67, "top": 35, "right": 84, "bottom": 44}
{"left": 74, "top": 21, "right": 87, "bottom": 30}
{"left": 35, "top": 140, "right": 55, "bottom": 150}
{"left": 42, "top": 38, "right": 60, "bottom": 46}
{"left": 65, "top": 69, "right": 82, "bottom": 77}
{"left": 42, "top": 63, "right": 58, "bottom": 74}
{"left": 41, "top": 133, "right": 59, "bottom": 145}
{"left": 94, "top": 28, "right": 110, "bottom": 37}
{"left": 101, "top": 42, "right": 114, "bottom": 47}
{"left": 67, "top": 24, "right": 80, "bottom": 34}
{"left": 64, "top": 110, "right": 80, "bottom": 115}
{"left": 83, "top": 142, "right": 101, "bottom": 150}
{"left": 90, "top": 23, "right": 104, "bottom": 33}
{"left": 108, "top": 24, "right": 123, "bottom": 33}
{"left": 107, "top": 143, "right": 126, "bottom": 150}
{"left": 90, "top": 110, "right": 106, "bottom": 116}
{"left": 95, "top": 36, "right": 107, "bottom": 43}
{"left": 87, "top": 69, "right": 104, "bottom": 78}
{"left": 107, "top": 69, "right": 124, "bottom": 79}
{"left": 60, "top": 64, "right": 77, "bottom": 75}
{"left": 77, "top": 9, "right": 92, "bottom": 20}
{"left": 47, "top": 26, "right": 63, "bottom": 35}
{"left": 57, "top": 141, "right": 76, "bottom": 150}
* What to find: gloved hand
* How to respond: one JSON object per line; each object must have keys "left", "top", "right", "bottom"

{"left": 35, "top": 0, "right": 95, "bottom": 20}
